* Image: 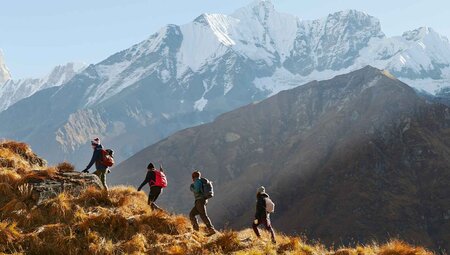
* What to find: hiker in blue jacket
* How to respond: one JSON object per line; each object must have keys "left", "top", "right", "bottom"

{"left": 189, "top": 171, "right": 216, "bottom": 235}
{"left": 81, "top": 138, "right": 109, "bottom": 190}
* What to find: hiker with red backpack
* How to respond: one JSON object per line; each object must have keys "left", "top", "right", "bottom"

{"left": 137, "top": 162, "right": 167, "bottom": 210}
{"left": 189, "top": 170, "right": 216, "bottom": 235}
{"left": 252, "top": 186, "right": 276, "bottom": 244}
{"left": 81, "top": 138, "right": 114, "bottom": 191}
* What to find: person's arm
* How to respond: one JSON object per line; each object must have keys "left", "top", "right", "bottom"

{"left": 83, "top": 150, "right": 99, "bottom": 172}
{"left": 137, "top": 171, "right": 152, "bottom": 191}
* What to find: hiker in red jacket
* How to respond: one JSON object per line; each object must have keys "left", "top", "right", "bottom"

{"left": 137, "top": 162, "right": 167, "bottom": 210}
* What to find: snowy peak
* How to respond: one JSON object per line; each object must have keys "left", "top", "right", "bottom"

{"left": 0, "top": 61, "right": 86, "bottom": 111}
{"left": 402, "top": 27, "right": 438, "bottom": 41}
{"left": 322, "top": 10, "right": 384, "bottom": 38}
{"left": 44, "top": 62, "right": 86, "bottom": 87}
{"left": 232, "top": 0, "right": 276, "bottom": 21}
{"left": 0, "top": 49, "right": 12, "bottom": 84}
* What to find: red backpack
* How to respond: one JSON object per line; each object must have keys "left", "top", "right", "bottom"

{"left": 151, "top": 170, "right": 167, "bottom": 188}
{"left": 100, "top": 149, "right": 115, "bottom": 167}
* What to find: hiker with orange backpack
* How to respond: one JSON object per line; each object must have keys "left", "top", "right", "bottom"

{"left": 137, "top": 162, "right": 167, "bottom": 210}
{"left": 252, "top": 186, "right": 276, "bottom": 244}
{"left": 81, "top": 138, "right": 114, "bottom": 190}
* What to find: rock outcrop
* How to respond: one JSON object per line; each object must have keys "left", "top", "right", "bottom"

{"left": 26, "top": 171, "right": 104, "bottom": 205}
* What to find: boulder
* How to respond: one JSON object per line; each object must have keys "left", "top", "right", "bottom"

{"left": 26, "top": 171, "right": 103, "bottom": 204}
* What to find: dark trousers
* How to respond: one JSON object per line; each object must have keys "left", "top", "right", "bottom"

{"left": 189, "top": 198, "right": 214, "bottom": 230}
{"left": 148, "top": 186, "right": 162, "bottom": 210}
{"left": 252, "top": 216, "right": 275, "bottom": 241}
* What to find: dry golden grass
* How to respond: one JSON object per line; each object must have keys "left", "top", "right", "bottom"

{"left": 0, "top": 141, "right": 46, "bottom": 170}
{"left": 0, "top": 140, "right": 437, "bottom": 255}
{"left": 0, "top": 221, "right": 21, "bottom": 245}
{"left": 55, "top": 161, "right": 75, "bottom": 173}
{"left": 204, "top": 231, "right": 243, "bottom": 253}
{"left": 378, "top": 240, "right": 433, "bottom": 255}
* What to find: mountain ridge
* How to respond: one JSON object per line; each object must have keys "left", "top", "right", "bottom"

{"left": 0, "top": 61, "right": 86, "bottom": 111}
{"left": 0, "top": 140, "right": 435, "bottom": 254}
{"left": 111, "top": 66, "right": 450, "bottom": 252}
{"left": 1, "top": 1, "right": 450, "bottom": 168}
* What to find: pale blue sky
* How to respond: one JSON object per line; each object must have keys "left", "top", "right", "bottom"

{"left": 1, "top": 0, "right": 449, "bottom": 79}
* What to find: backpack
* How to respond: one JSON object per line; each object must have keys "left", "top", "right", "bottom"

{"left": 265, "top": 197, "right": 275, "bottom": 213}
{"left": 151, "top": 170, "right": 168, "bottom": 188}
{"left": 200, "top": 178, "right": 214, "bottom": 199}
{"left": 100, "top": 149, "right": 115, "bottom": 167}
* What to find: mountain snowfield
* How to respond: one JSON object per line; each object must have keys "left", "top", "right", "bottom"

{"left": 85, "top": 1, "right": 450, "bottom": 105}
{"left": 0, "top": 59, "right": 86, "bottom": 111}
{"left": 1, "top": 0, "right": 450, "bottom": 166}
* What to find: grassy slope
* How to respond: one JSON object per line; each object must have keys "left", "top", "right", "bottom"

{"left": 0, "top": 141, "right": 433, "bottom": 255}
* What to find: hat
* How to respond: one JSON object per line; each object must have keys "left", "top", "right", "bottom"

{"left": 257, "top": 186, "right": 265, "bottom": 194}
{"left": 147, "top": 163, "right": 155, "bottom": 169}
{"left": 91, "top": 138, "right": 100, "bottom": 146}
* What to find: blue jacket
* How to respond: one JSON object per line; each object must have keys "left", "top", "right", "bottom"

{"left": 85, "top": 144, "right": 107, "bottom": 171}
{"left": 190, "top": 178, "right": 203, "bottom": 200}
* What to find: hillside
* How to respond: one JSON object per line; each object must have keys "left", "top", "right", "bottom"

{"left": 111, "top": 66, "right": 450, "bottom": 253}
{"left": 0, "top": 141, "right": 435, "bottom": 254}
{"left": 2, "top": 1, "right": 450, "bottom": 169}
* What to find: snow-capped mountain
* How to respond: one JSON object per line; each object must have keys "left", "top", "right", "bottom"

{"left": 1, "top": 0, "right": 450, "bottom": 166}
{"left": 0, "top": 49, "right": 11, "bottom": 84}
{"left": 0, "top": 62, "right": 86, "bottom": 111}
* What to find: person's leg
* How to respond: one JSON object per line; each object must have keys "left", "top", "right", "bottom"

{"left": 263, "top": 217, "right": 276, "bottom": 243}
{"left": 189, "top": 204, "right": 200, "bottom": 231}
{"left": 93, "top": 169, "right": 107, "bottom": 190}
{"left": 100, "top": 169, "right": 108, "bottom": 190}
{"left": 196, "top": 199, "right": 214, "bottom": 230}
{"left": 148, "top": 186, "right": 162, "bottom": 210}
{"left": 252, "top": 219, "right": 261, "bottom": 238}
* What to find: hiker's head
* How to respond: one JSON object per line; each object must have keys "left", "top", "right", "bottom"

{"left": 91, "top": 138, "right": 100, "bottom": 149}
{"left": 192, "top": 171, "right": 201, "bottom": 180}
{"left": 257, "top": 186, "right": 265, "bottom": 194}
{"left": 147, "top": 163, "right": 155, "bottom": 170}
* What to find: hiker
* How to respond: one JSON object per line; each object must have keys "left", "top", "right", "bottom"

{"left": 137, "top": 162, "right": 167, "bottom": 210}
{"left": 81, "top": 138, "right": 112, "bottom": 190}
{"left": 252, "top": 186, "right": 276, "bottom": 244}
{"left": 189, "top": 171, "right": 216, "bottom": 235}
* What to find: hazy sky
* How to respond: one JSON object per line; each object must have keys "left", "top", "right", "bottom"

{"left": 1, "top": 0, "right": 449, "bottom": 79}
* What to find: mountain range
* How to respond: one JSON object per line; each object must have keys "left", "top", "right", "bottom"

{"left": 0, "top": 51, "right": 85, "bottom": 111}
{"left": 111, "top": 66, "right": 450, "bottom": 252}
{"left": 1, "top": 0, "right": 450, "bottom": 167}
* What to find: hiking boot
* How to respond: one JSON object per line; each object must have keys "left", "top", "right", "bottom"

{"left": 271, "top": 238, "right": 276, "bottom": 244}
{"left": 206, "top": 228, "right": 217, "bottom": 236}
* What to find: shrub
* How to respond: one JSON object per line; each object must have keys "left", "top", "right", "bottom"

{"left": 277, "top": 236, "right": 301, "bottom": 253}
{"left": 379, "top": 240, "right": 433, "bottom": 255}
{"left": 205, "top": 231, "right": 242, "bottom": 253}
{"left": 56, "top": 162, "right": 75, "bottom": 173}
